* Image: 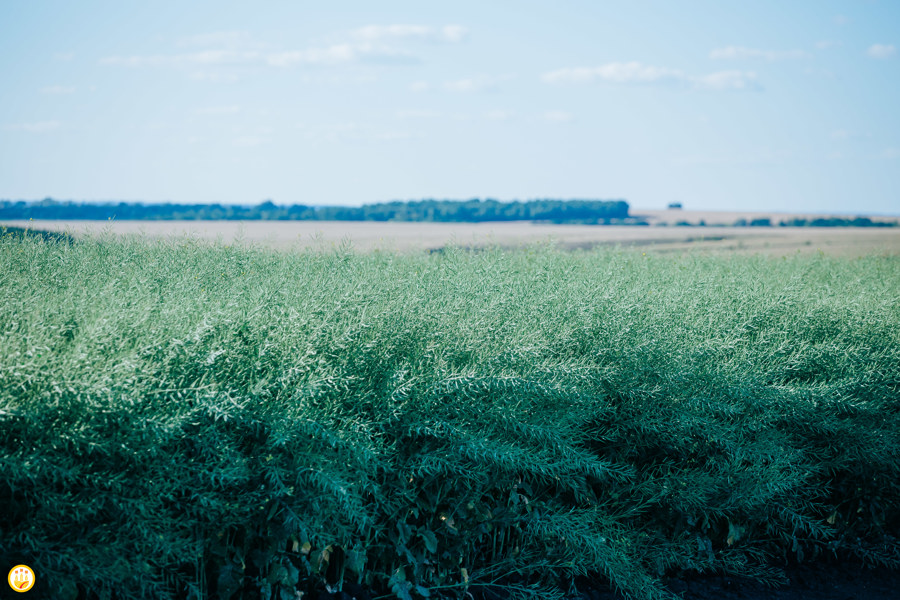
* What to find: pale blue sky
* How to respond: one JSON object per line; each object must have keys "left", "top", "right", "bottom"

{"left": 1, "top": 1, "right": 898, "bottom": 213}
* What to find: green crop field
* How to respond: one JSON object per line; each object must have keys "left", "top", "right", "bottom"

{"left": 1, "top": 230, "right": 898, "bottom": 600}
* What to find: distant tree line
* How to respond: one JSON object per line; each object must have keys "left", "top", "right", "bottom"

{"left": 0, "top": 198, "right": 632, "bottom": 223}
{"left": 4, "top": 199, "right": 894, "bottom": 227}
{"left": 658, "top": 216, "right": 898, "bottom": 228}
{"left": 776, "top": 216, "right": 897, "bottom": 227}
{"left": 731, "top": 217, "right": 897, "bottom": 228}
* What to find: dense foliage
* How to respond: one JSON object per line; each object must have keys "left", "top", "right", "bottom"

{"left": 1, "top": 232, "right": 898, "bottom": 600}
{"left": 0, "top": 198, "right": 630, "bottom": 224}
{"left": 776, "top": 217, "right": 897, "bottom": 227}
{"left": 727, "top": 217, "right": 897, "bottom": 228}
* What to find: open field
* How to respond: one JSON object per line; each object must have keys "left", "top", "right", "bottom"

{"left": 2, "top": 212, "right": 900, "bottom": 256}
{"left": 1, "top": 232, "right": 898, "bottom": 600}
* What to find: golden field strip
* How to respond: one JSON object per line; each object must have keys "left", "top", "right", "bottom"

{"left": 3, "top": 208, "right": 899, "bottom": 256}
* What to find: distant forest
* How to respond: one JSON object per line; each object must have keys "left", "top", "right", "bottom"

{"left": 0, "top": 198, "right": 632, "bottom": 224}
{"left": 1, "top": 199, "right": 896, "bottom": 227}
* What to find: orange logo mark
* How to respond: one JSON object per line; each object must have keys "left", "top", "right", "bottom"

{"left": 8, "top": 565, "right": 35, "bottom": 593}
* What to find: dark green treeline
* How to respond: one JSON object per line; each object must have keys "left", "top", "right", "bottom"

{"left": 0, "top": 198, "right": 630, "bottom": 223}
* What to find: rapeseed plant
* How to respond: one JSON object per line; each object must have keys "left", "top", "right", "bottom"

{"left": 0, "top": 232, "right": 897, "bottom": 599}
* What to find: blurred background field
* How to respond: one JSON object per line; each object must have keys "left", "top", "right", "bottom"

{"left": 3, "top": 209, "right": 900, "bottom": 256}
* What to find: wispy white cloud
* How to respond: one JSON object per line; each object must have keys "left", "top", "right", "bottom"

{"left": 694, "top": 70, "right": 759, "bottom": 90}
{"left": 189, "top": 71, "right": 240, "bottom": 83}
{"left": 397, "top": 108, "right": 562, "bottom": 123}
{"left": 101, "top": 50, "right": 250, "bottom": 68}
{"left": 442, "top": 75, "right": 508, "bottom": 93}
{"left": 296, "top": 121, "right": 421, "bottom": 143}
{"left": 709, "top": 46, "right": 812, "bottom": 60}
{"left": 542, "top": 61, "right": 759, "bottom": 91}
{"left": 673, "top": 149, "right": 794, "bottom": 166}
{"left": 177, "top": 31, "right": 261, "bottom": 49}
{"left": 376, "top": 130, "right": 420, "bottom": 141}
{"left": 485, "top": 109, "right": 515, "bottom": 121}
{"left": 4, "top": 121, "right": 61, "bottom": 133}
{"left": 867, "top": 44, "right": 897, "bottom": 59}
{"left": 831, "top": 129, "right": 851, "bottom": 140}
{"left": 232, "top": 135, "right": 270, "bottom": 147}
{"left": 833, "top": 15, "right": 850, "bottom": 26}
{"left": 195, "top": 105, "right": 240, "bottom": 116}
{"left": 265, "top": 45, "right": 360, "bottom": 66}
{"left": 543, "top": 110, "right": 573, "bottom": 122}
{"left": 295, "top": 72, "right": 378, "bottom": 86}
{"left": 439, "top": 25, "right": 468, "bottom": 43}
{"left": 815, "top": 40, "right": 842, "bottom": 50}
{"left": 102, "top": 24, "right": 467, "bottom": 80}
{"left": 443, "top": 78, "right": 481, "bottom": 92}
{"left": 409, "top": 81, "right": 430, "bottom": 92}
{"left": 101, "top": 44, "right": 372, "bottom": 68}
{"left": 295, "top": 121, "right": 350, "bottom": 142}
{"left": 352, "top": 24, "right": 468, "bottom": 43}
{"left": 354, "top": 24, "right": 432, "bottom": 40}
{"left": 396, "top": 109, "right": 442, "bottom": 118}
{"left": 542, "top": 62, "right": 684, "bottom": 84}
{"left": 102, "top": 30, "right": 426, "bottom": 74}
{"left": 831, "top": 129, "right": 870, "bottom": 141}
{"left": 804, "top": 67, "right": 835, "bottom": 78}
{"left": 41, "top": 85, "right": 76, "bottom": 94}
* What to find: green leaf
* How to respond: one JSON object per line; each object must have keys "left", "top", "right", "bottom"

{"left": 726, "top": 521, "right": 744, "bottom": 546}
{"left": 279, "top": 588, "right": 298, "bottom": 600}
{"left": 347, "top": 548, "right": 367, "bottom": 575}
{"left": 390, "top": 569, "right": 413, "bottom": 600}
{"left": 267, "top": 564, "right": 288, "bottom": 585}
{"left": 217, "top": 562, "right": 243, "bottom": 600}
{"left": 419, "top": 529, "right": 438, "bottom": 554}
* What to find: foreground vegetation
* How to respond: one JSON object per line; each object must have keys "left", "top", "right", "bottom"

{"left": 1, "top": 232, "right": 898, "bottom": 600}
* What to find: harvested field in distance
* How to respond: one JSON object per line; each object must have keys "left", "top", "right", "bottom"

{"left": 3, "top": 210, "right": 900, "bottom": 256}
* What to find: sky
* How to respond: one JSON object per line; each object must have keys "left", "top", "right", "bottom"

{"left": 1, "top": 1, "right": 899, "bottom": 213}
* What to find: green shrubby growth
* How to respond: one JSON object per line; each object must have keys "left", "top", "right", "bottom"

{"left": 1, "top": 232, "right": 898, "bottom": 600}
